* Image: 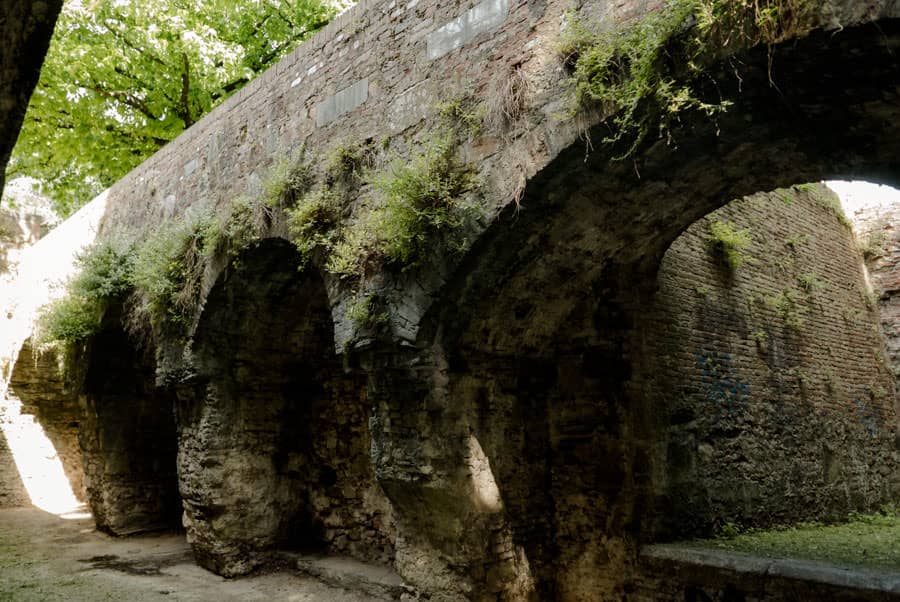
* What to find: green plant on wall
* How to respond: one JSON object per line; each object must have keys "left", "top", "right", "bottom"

{"left": 129, "top": 215, "right": 214, "bottom": 332}
{"left": 797, "top": 272, "right": 826, "bottom": 293}
{"left": 36, "top": 238, "right": 136, "bottom": 372}
{"left": 38, "top": 194, "right": 279, "bottom": 350}
{"left": 263, "top": 150, "right": 315, "bottom": 210}
{"left": 288, "top": 126, "right": 482, "bottom": 280}
{"left": 346, "top": 292, "right": 389, "bottom": 332}
{"left": 707, "top": 219, "right": 753, "bottom": 272}
{"left": 41, "top": 102, "right": 485, "bottom": 351}
{"left": 859, "top": 229, "right": 887, "bottom": 260}
{"left": 436, "top": 95, "right": 485, "bottom": 140}
{"left": 784, "top": 233, "right": 809, "bottom": 250}
{"left": 765, "top": 288, "right": 806, "bottom": 331}
{"left": 794, "top": 182, "right": 853, "bottom": 229}
{"left": 560, "top": 0, "right": 812, "bottom": 155}
{"left": 286, "top": 140, "right": 372, "bottom": 273}
{"left": 288, "top": 188, "right": 344, "bottom": 268}
{"left": 38, "top": 239, "right": 135, "bottom": 344}
{"left": 324, "top": 140, "right": 374, "bottom": 189}
{"left": 370, "top": 133, "right": 481, "bottom": 270}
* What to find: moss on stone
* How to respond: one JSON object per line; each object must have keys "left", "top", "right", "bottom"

{"left": 706, "top": 219, "right": 752, "bottom": 272}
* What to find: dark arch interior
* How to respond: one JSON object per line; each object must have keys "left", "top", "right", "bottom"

{"left": 80, "top": 303, "right": 182, "bottom": 535}
{"left": 179, "top": 239, "right": 394, "bottom": 576}
{"left": 413, "top": 18, "right": 900, "bottom": 600}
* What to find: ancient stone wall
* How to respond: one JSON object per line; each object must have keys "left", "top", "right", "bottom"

{"left": 643, "top": 185, "right": 900, "bottom": 539}
{"left": 177, "top": 241, "right": 395, "bottom": 576}
{"left": 0, "top": 419, "right": 29, "bottom": 507}
{"left": 374, "top": 185, "right": 900, "bottom": 599}
{"left": 8, "top": 340, "right": 85, "bottom": 502}
{"left": 93, "top": 0, "right": 900, "bottom": 351}
{"left": 850, "top": 197, "right": 900, "bottom": 383}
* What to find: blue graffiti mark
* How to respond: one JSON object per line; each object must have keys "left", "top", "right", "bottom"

{"left": 695, "top": 349, "right": 750, "bottom": 415}
{"left": 852, "top": 398, "right": 878, "bottom": 438}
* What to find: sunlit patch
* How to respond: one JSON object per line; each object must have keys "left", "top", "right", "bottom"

{"left": 467, "top": 435, "right": 503, "bottom": 512}
{"left": 0, "top": 396, "right": 84, "bottom": 516}
{"left": 0, "top": 194, "right": 106, "bottom": 519}
{"left": 827, "top": 180, "right": 900, "bottom": 215}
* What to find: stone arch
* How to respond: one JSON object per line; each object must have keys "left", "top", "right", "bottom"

{"left": 78, "top": 302, "right": 182, "bottom": 535}
{"left": 178, "top": 238, "right": 394, "bottom": 577}
{"left": 371, "top": 18, "right": 900, "bottom": 600}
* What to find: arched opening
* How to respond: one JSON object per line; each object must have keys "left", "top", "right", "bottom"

{"left": 179, "top": 238, "right": 394, "bottom": 577}
{"left": 396, "top": 18, "right": 900, "bottom": 600}
{"left": 643, "top": 182, "right": 897, "bottom": 540}
{"left": 79, "top": 302, "right": 182, "bottom": 535}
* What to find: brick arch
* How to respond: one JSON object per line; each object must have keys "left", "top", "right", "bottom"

{"left": 374, "top": 18, "right": 900, "bottom": 600}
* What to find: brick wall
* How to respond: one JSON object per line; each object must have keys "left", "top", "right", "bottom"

{"left": 643, "top": 184, "right": 900, "bottom": 539}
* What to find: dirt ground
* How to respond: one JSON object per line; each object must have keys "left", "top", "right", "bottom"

{"left": 0, "top": 507, "right": 379, "bottom": 601}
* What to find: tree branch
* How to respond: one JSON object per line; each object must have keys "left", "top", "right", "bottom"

{"left": 180, "top": 52, "right": 193, "bottom": 127}
{"left": 86, "top": 80, "right": 161, "bottom": 121}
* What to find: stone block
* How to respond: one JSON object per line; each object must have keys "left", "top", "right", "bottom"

{"left": 316, "top": 78, "right": 369, "bottom": 127}
{"left": 426, "top": 0, "right": 509, "bottom": 60}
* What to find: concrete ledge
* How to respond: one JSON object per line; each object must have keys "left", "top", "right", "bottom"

{"left": 278, "top": 553, "right": 411, "bottom": 600}
{"left": 641, "top": 544, "right": 900, "bottom": 598}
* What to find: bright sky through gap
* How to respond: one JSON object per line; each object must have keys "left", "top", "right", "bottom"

{"left": 827, "top": 180, "right": 900, "bottom": 218}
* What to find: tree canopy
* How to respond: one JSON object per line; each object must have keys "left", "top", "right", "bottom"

{"left": 5, "top": 0, "right": 336, "bottom": 217}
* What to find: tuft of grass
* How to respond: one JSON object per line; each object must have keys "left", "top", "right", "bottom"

{"left": 370, "top": 134, "right": 481, "bottom": 270}
{"left": 795, "top": 183, "right": 853, "bottom": 229}
{"left": 263, "top": 150, "right": 315, "bottom": 210}
{"left": 209, "top": 196, "right": 267, "bottom": 261}
{"left": 436, "top": 95, "right": 485, "bottom": 139}
{"left": 286, "top": 141, "right": 372, "bottom": 273}
{"left": 707, "top": 219, "right": 753, "bottom": 272}
{"left": 484, "top": 66, "right": 531, "bottom": 136}
{"left": 707, "top": 506, "right": 900, "bottom": 568}
{"left": 325, "top": 218, "right": 379, "bottom": 280}
{"left": 797, "top": 272, "right": 826, "bottom": 293}
{"left": 324, "top": 141, "right": 372, "bottom": 189}
{"left": 301, "top": 131, "right": 482, "bottom": 280}
{"left": 288, "top": 188, "right": 344, "bottom": 268}
{"left": 784, "top": 233, "right": 809, "bottom": 250}
{"left": 129, "top": 212, "right": 219, "bottom": 333}
{"left": 859, "top": 229, "right": 888, "bottom": 260}
{"left": 766, "top": 288, "right": 806, "bottom": 330}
